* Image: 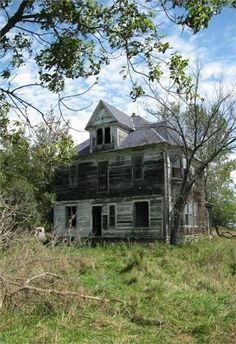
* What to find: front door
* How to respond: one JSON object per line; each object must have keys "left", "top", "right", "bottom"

{"left": 92, "top": 206, "right": 102, "bottom": 236}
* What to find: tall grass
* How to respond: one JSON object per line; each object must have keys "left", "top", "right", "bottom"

{"left": 0, "top": 235, "right": 235, "bottom": 343}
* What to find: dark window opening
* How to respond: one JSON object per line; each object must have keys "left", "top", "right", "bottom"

{"left": 109, "top": 205, "right": 116, "bottom": 227}
{"left": 66, "top": 206, "right": 77, "bottom": 228}
{"left": 105, "top": 127, "right": 111, "bottom": 144}
{"left": 134, "top": 201, "right": 149, "bottom": 227}
{"left": 96, "top": 127, "right": 111, "bottom": 145}
{"left": 97, "top": 128, "right": 103, "bottom": 145}
{"left": 98, "top": 161, "right": 108, "bottom": 191}
{"left": 92, "top": 206, "right": 102, "bottom": 236}
{"left": 133, "top": 155, "right": 143, "bottom": 180}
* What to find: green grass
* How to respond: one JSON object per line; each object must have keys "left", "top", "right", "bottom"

{"left": 0, "top": 235, "right": 235, "bottom": 343}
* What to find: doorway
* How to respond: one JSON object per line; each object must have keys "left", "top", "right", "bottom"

{"left": 92, "top": 206, "right": 102, "bottom": 236}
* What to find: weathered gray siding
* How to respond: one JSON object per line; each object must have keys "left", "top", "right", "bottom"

{"left": 55, "top": 146, "right": 165, "bottom": 201}
{"left": 54, "top": 196, "right": 164, "bottom": 239}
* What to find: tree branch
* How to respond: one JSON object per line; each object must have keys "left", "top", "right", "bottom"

{"left": 0, "top": 1, "right": 34, "bottom": 39}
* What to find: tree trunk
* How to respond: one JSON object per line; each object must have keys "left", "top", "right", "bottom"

{"left": 170, "top": 209, "right": 182, "bottom": 245}
{"left": 170, "top": 193, "right": 189, "bottom": 245}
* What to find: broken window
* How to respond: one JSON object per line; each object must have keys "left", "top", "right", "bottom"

{"left": 171, "top": 156, "right": 182, "bottom": 178}
{"left": 133, "top": 155, "right": 143, "bottom": 180}
{"left": 66, "top": 206, "right": 77, "bottom": 228}
{"left": 134, "top": 201, "right": 149, "bottom": 227}
{"left": 98, "top": 161, "right": 108, "bottom": 191}
{"left": 109, "top": 204, "right": 116, "bottom": 227}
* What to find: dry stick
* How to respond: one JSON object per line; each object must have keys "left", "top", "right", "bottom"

{"left": 0, "top": 273, "right": 126, "bottom": 308}
{"left": 26, "top": 272, "right": 62, "bottom": 285}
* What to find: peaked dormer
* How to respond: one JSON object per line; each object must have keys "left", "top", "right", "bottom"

{"left": 85, "top": 100, "right": 134, "bottom": 153}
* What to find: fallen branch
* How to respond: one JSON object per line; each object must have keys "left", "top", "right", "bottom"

{"left": 215, "top": 224, "right": 236, "bottom": 239}
{"left": 0, "top": 272, "right": 126, "bottom": 309}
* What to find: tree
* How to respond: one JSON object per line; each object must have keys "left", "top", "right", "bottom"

{"left": 206, "top": 154, "right": 236, "bottom": 227}
{"left": 0, "top": 1, "right": 235, "bottom": 118}
{"left": 30, "top": 112, "right": 76, "bottom": 222}
{"left": 146, "top": 70, "right": 236, "bottom": 244}
{"left": 0, "top": 111, "right": 75, "bottom": 229}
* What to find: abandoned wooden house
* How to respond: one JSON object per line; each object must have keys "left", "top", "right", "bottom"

{"left": 54, "top": 99, "right": 211, "bottom": 242}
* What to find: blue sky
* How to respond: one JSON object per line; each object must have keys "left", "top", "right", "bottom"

{"left": 1, "top": 5, "right": 236, "bottom": 166}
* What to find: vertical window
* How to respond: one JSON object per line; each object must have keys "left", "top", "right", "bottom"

{"left": 97, "top": 128, "right": 103, "bottom": 145}
{"left": 184, "top": 203, "right": 193, "bottom": 226}
{"left": 133, "top": 155, "right": 143, "bottom": 180}
{"left": 134, "top": 201, "right": 149, "bottom": 227}
{"left": 69, "top": 165, "right": 77, "bottom": 186}
{"left": 171, "top": 156, "right": 182, "bottom": 178}
{"left": 109, "top": 204, "right": 116, "bottom": 227}
{"left": 193, "top": 203, "right": 198, "bottom": 226}
{"left": 105, "top": 127, "right": 111, "bottom": 144}
{"left": 66, "top": 206, "right": 77, "bottom": 228}
{"left": 98, "top": 161, "right": 108, "bottom": 191}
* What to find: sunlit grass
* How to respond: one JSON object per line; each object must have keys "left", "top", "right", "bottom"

{"left": 0, "top": 234, "right": 235, "bottom": 343}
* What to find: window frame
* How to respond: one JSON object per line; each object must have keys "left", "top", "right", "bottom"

{"left": 96, "top": 128, "right": 103, "bottom": 145}
{"left": 132, "top": 154, "right": 144, "bottom": 181}
{"left": 108, "top": 203, "right": 116, "bottom": 228}
{"left": 183, "top": 202, "right": 198, "bottom": 227}
{"left": 68, "top": 164, "right": 78, "bottom": 187}
{"left": 97, "top": 161, "right": 109, "bottom": 192}
{"left": 171, "top": 155, "right": 183, "bottom": 179}
{"left": 96, "top": 126, "right": 111, "bottom": 145}
{"left": 65, "top": 205, "right": 77, "bottom": 229}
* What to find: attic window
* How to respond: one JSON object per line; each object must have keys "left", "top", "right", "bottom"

{"left": 96, "top": 127, "right": 111, "bottom": 145}
{"left": 97, "top": 128, "right": 103, "bottom": 145}
{"left": 105, "top": 127, "right": 111, "bottom": 144}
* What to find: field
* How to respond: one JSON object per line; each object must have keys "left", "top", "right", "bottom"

{"left": 0, "top": 235, "right": 235, "bottom": 344}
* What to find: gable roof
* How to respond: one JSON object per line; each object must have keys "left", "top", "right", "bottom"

{"left": 85, "top": 100, "right": 134, "bottom": 130}
{"left": 77, "top": 101, "right": 182, "bottom": 156}
{"left": 102, "top": 101, "right": 134, "bottom": 130}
